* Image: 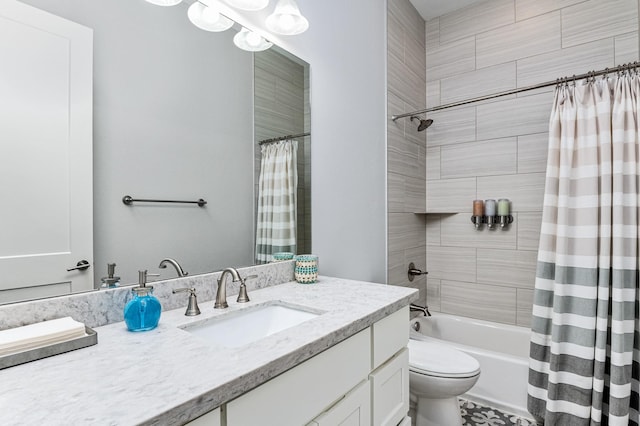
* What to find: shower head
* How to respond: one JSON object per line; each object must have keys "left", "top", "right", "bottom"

{"left": 410, "top": 115, "right": 433, "bottom": 131}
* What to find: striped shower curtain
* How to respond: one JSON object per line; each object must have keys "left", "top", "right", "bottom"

{"left": 528, "top": 73, "right": 640, "bottom": 425}
{"left": 255, "top": 140, "right": 298, "bottom": 264}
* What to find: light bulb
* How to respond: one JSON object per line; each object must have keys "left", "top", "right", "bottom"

{"left": 246, "top": 32, "right": 262, "bottom": 47}
{"left": 188, "top": 2, "right": 234, "bottom": 32}
{"left": 266, "top": 0, "right": 309, "bottom": 35}
{"left": 277, "top": 14, "right": 296, "bottom": 32}
{"left": 201, "top": 6, "right": 220, "bottom": 23}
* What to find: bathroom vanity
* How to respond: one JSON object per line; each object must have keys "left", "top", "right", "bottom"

{"left": 0, "top": 276, "right": 416, "bottom": 425}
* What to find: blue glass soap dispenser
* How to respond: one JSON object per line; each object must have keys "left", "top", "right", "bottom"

{"left": 124, "top": 270, "right": 161, "bottom": 332}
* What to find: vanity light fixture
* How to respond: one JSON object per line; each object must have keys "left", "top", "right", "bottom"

{"left": 233, "top": 27, "right": 273, "bottom": 51}
{"left": 224, "top": 0, "right": 269, "bottom": 11}
{"left": 266, "top": 0, "right": 309, "bottom": 35}
{"left": 188, "top": 1, "right": 234, "bottom": 32}
{"left": 145, "top": 0, "right": 183, "bottom": 6}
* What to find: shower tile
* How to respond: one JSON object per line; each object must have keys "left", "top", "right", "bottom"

{"left": 426, "top": 278, "right": 441, "bottom": 312}
{"left": 515, "top": 0, "right": 588, "bottom": 21}
{"left": 440, "top": 137, "right": 517, "bottom": 179}
{"left": 476, "top": 12, "right": 561, "bottom": 69}
{"left": 615, "top": 32, "right": 640, "bottom": 65}
{"left": 426, "top": 106, "right": 476, "bottom": 148}
{"left": 389, "top": 213, "right": 426, "bottom": 253}
{"left": 426, "top": 177, "right": 476, "bottom": 213}
{"left": 562, "top": 0, "right": 638, "bottom": 48}
{"left": 440, "top": 212, "right": 517, "bottom": 249}
{"left": 476, "top": 92, "right": 552, "bottom": 140}
{"left": 387, "top": 11, "right": 404, "bottom": 63}
{"left": 388, "top": 127, "right": 424, "bottom": 180}
{"left": 426, "top": 81, "right": 440, "bottom": 109}
{"left": 405, "top": 175, "right": 427, "bottom": 213}
{"left": 477, "top": 249, "right": 538, "bottom": 289}
{"left": 426, "top": 246, "right": 476, "bottom": 282}
{"left": 388, "top": 54, "right": 426, "bottom": 109}
{"left": 517, "top": 38, "right": 613, "bottom": 88}
{"left": 388, "top": 172, "right": 405, "bottom": 213}
{"left": 440, "top": 280, "right": 517, "bottom": 325}
{"left": 441, "top": 62, "right": 516, "bottom": 105}
{"left": 389, "top": 0, "right": 426, "bottom": 48}
{"left": 426, "top": 147, "right": 440, "bottom": 180}
{"left": 405, "top": 30, "right": 427, "bottom": 80}
{"left": 425, "top": 214, "right": 441, "bottom": 245}
{"left": 439, "top": 0, "right": 514, "bottom": 44}
{"left": 426, "top": 36, "right": 476, "bottom": 82}
{"left": 477, "top": 173, "right": 545, "bottom": 212}
{"left": 388, "top": 249, "right": 407, "bottom": 285}
{"left": 518, "top": 133, "right": 549, "bottom": 174}
{"left": 516, "top": 288, "right": 535, "bottom": 327}
{"left": 517, "top": 211, "right": 543, "bottom": 251}
{"left": 425, "top": 17, "right": 440, "bottom": 49}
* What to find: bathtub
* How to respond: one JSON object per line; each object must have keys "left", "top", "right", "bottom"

{"left": 409, "top": 313, "right": 531, "bottom": 419}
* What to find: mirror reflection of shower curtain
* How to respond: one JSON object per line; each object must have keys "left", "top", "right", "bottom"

{"left": 255, "top": 140, "right": 298, "bottom": 264}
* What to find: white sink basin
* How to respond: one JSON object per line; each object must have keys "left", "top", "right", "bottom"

{"left": 182, "top": 303, "right": 320, "bottom": 348}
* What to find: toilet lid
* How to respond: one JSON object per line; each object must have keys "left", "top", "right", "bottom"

{"left": 408, "top": 339, "right": 481, "bottom": 378}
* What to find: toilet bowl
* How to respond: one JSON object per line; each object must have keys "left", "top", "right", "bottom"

{"left": 408, "top": 339, "right": 481, "bottom": 426}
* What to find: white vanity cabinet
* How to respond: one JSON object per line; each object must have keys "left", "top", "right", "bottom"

{"left": 225, "top": 307, "right": 409, "bottom": 426}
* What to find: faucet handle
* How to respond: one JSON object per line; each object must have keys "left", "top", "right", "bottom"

{"left": 236, "top": 275, "right": 257, "bottom": 303}
{"left": 173, "top": 287, "right": 201, "bottom": 316}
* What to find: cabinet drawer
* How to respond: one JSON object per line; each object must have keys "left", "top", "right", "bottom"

{"left": 370, "top": 348, "right": 409, "bottom": 426}
{"left": 372, "top": 307, "right": 408, "bottom": 368}
{"left": 308, "top": 379, "right": 371, "bottom": 426}
{"left": 227, "top": 329, "right": 371, "bottom": 425}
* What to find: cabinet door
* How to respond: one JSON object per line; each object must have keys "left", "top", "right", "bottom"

{"left": 227, "top": 329, "right": 371, "bottom": 425}
{"left": 370, "top": 348, "right": 409, "bottom": 426}
{"left": 184, "top": 407, "right": 221, "bottom": 426}
{"left": 308, "top": 380, "right": 371, "bottom": 426}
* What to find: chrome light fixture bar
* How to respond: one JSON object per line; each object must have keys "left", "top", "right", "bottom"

{"left": 266, "top": 0, "right": 309, "bottom": 35}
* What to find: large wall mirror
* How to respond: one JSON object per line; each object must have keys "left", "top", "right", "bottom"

{"left": 0, "top": 0, "right": 311, "bottom": 304}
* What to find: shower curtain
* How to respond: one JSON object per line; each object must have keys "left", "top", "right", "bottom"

{"left": 528, "top": 73, "right": 640, "bottom": 425}
{"left": 255, "top": 139, "right": 298, "bottom": 264}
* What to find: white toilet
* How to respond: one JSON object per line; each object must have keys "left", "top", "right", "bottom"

{"left": 408, "top": 339, "right": 481, "bottom": 426}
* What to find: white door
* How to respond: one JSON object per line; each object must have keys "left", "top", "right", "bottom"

{"left": 0, "top": 0, "right": 93, "bottom": 303}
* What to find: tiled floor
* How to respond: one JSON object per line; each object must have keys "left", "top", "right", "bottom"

{"left": 460, "top": 399, "right": 537, "bottom": 426}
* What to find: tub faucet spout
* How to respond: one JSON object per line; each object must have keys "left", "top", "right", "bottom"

{"left": 410, "top": 303, "right": 431, "bottom": 317}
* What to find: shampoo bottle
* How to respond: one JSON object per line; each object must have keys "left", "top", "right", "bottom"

{"left": 124, "top": 270, "right": 161, "bottom": 332}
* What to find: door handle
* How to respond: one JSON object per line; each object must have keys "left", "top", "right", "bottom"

{"left": 67, "top": 260, "right": 91, "bottom": 272}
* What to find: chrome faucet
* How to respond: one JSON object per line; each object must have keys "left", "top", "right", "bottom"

{"left": 158, "top": 258, "right": 188, "bottom": 278}
{"left": 215, "top": 268, "right": 255, "bottom": 309}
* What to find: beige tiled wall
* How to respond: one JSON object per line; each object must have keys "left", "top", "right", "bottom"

{"left": 425, "top": 0, "right": 640, "bottom": 327}
{"left": 387, "top": 0, "right": 427, "bottom": 303}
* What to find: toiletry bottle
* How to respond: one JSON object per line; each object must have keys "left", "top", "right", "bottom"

{"left": 124, "top": 270, "right": 161, "bottom": 332}
{"left": 100, "top": 263, "right": 121, "bottom": 288}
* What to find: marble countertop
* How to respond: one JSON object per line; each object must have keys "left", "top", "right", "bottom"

{"left": 0, "top": 276, "right": 417, "bottom": 425}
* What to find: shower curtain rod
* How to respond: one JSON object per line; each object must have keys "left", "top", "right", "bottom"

{"left": 391, "top": 61, "right": 640, "bottom": 121}
{"left": 258, "top": 132, "right": 311, "bottom": 145}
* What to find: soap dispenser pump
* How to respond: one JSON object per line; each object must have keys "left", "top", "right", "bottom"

{"left": 100, "top": 263, "right": 121, "bottom": 288}
{"left": 124, "top": 270, "right": 162, "bottom": 332}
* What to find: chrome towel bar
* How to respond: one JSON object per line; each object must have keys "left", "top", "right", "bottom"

{"left": 122, "top": 195, "right": 207, "bottom": 207}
